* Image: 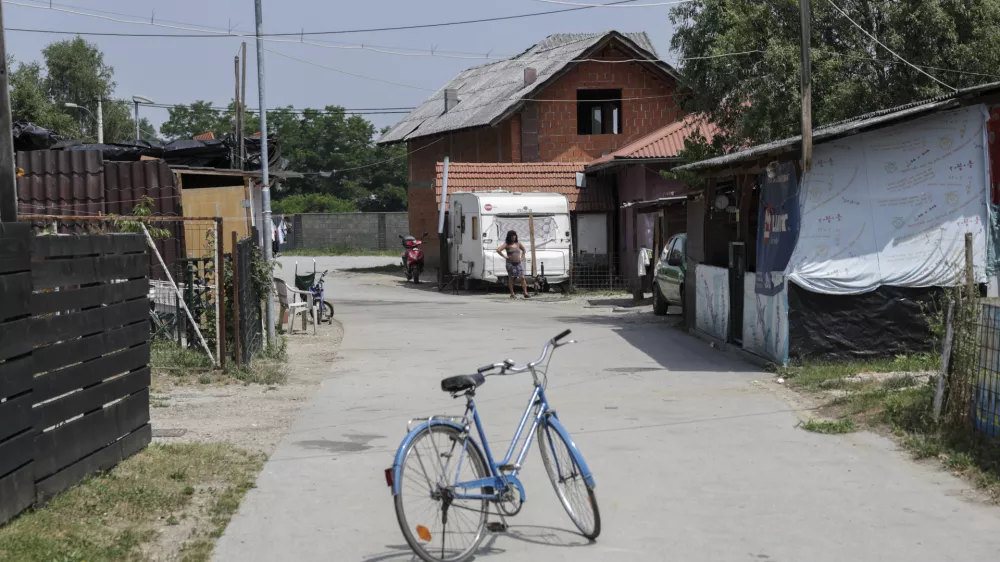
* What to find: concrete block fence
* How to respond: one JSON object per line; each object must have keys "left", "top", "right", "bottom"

{"left": 278, "top": 212, "right": 409, "bottom": 252}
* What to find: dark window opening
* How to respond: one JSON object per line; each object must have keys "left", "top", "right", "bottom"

{"left": 577, "top": 89, "right": 622, "bottom": 135}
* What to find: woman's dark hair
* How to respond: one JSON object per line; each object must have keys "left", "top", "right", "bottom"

{"left": 505, "top": 230, "right": 518, "bottom": 245}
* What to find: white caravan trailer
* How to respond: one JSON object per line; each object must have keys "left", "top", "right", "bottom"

{"left": 448, "top": 192, "right": 572, "bottom": 289}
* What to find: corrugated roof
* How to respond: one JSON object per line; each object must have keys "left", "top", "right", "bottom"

{"left": 677, "top": 81, "right": 1000, "bottom": 172}
{"left": 587, "top": 114, "right": 720, "bottom": 171}
{"left": 379, "top": 31, "right": 676, "bottom": 144}
{"left": 434, "top": 162, "right": 614, "bottom": 212}
{"left": 17, "top": 150, "right": 104, "bottom": 217}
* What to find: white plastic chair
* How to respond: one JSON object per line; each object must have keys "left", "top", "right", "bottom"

{"left": 273, "top": 277, "right": 315, "bottom": 334}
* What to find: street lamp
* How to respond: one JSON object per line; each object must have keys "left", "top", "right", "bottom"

{"left": 65, "top": 102, "right": 103, "bottom": 144}
{"left": 132, "top": 95, "right": 154, "bottom": 143}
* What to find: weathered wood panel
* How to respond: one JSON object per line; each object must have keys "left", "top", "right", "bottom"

{"left": 0, "top": 271, "right": 31, "bottom": 321}
{"left": 0, "top": 464, "right": 34, "bottom": 524}
{"left": 0, "top": 392, "right": 34, "bottom": 442}
{"left": 0, "top": 222, "right": 30, "bottom": 275}
{"left": 32, "top": 253, "right": 148, "bottom": 290}
{"left": 35, "top": 424, "right": 150, "bottom": 504}
{"left": 32, "top": 320, "right": 147, "bottom": 376}
{"left": 36, "top": 368, "right": 150, "bottom": 430}
{"left": 33, "top": 389, "right": 149, "bottom": 480}
{"left": 31, "top": 278, "right": 148, "bottom": 314}
{"left": 0, "top": 430, "right": 34, "bottom": 479}
{"left": 31, "top": 234, "right": 146, "bottom": 258}
{"left": 27, "top": 298, "right": 148, "bottom": 349}
{"left": 34, "top": 344, "right": 149, "bottom": 405}
{"left": 0, "top": 355, "right": 33, "bottom": 399}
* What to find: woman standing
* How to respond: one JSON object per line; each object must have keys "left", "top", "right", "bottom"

{"left": 497, "top": 230, "right": 530, "bottom": 299}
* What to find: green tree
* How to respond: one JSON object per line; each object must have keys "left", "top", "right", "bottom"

{"left": 670, "top": 0, "right": 1000, "bottom": 145}
{"left": 159, "top": 100, "right": 233, "bottom": 140}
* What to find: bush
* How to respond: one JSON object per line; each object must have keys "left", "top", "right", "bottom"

{"left": 882, "top": 385, "right": 937, "bottom": 433}
{"left": 271, "top": 194, "right": 357, "bottom": 214}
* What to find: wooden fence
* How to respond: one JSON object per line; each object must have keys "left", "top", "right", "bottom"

{"left": 0, "top": 223, "right": 151, "bottom": 526}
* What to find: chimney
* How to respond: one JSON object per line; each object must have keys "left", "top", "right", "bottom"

{"left": 444, "top": 89, "right": 459, "bottom": 113}
{"left": 524, "top": 67, "right": 537, "bottom": 88}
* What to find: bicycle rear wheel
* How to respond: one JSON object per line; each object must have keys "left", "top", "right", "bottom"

{"left": 537, "top": 418, "right": 601, "bottom": 539}
{"left": 394, "top": 424, "right": 489, "bottom": 562}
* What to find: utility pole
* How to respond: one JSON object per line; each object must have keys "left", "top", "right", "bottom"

{"left": 0, "top": 1, "right": 16, "bottom": 222}
{"left": 240, "top": 42, "right": 247, "bottom": 170}
{"left": 234, "top": 54, "right": 241, "bottom": 162}
{"left": 799, "top": 0, "right": 813, "bottom": 172}
{"left": 96, "top": 99, "right": 103, "bottom": 144}
{"left": 254, "top": 0, "right": 276, "bottom": 345}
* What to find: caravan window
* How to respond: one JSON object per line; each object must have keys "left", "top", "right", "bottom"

{"left": 494, "top": 216, "right": 559, "bottom": 249}
{"left": 472, "top": 216, "right": 478, "bottom": 240}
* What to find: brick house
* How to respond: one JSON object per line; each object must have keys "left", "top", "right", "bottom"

{"left": 378, "top": 31, "right": 684, "bottom": 268}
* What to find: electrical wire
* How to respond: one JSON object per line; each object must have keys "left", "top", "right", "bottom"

{"left": 824, "top": 0, "right": 957, "bottom": 92}
{"left": 263, "top": 49, "right": 436, "bottom": 91}
{"left": 8, "top": 0, "right": 643, "bottom": 36}
{"left": 534, "top": 0, "right": 690, "bottom": 6}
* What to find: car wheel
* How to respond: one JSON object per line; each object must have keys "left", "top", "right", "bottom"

{"left": 652, "top": 285, "right": 668, "bottom": 316}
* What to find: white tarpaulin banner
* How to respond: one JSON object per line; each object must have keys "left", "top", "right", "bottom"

{"left": 787, "top": 105, "right": 990, "bottom": 294}
{"left": 494, "top": 216, "right": 558, "bottom": 249}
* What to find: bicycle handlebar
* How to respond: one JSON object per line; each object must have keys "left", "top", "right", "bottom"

{"left": 477, "top": 331, "right": 573, "bottom": 375}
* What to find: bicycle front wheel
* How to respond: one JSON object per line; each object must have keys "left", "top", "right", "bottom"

{"left": 537, "top": 418, "right": 601, "bottom": 539}
{"left": 394, "top": 424, "right": 489, "bottom": 562}
{"left": 322, "top": 300, "right": 334, "bottom": 322}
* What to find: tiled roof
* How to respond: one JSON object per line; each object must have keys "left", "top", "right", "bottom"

{"left": 379, "top": 31, "right": 677, "bottom": 144}
{"left": 587, "top": 114, "right": 720, "bottom": 170}
{"left": 434, "top": 162, "right": 614, "bottom": 212}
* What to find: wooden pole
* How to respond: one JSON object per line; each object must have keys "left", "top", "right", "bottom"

{"left": 965, "top": 232, "right": 975, "bottom": 296}
{"left": 239, "top": 42, "right": 248, "bottom": 170}
{"left": 0, "top": 3, "right": 17, "bottom": 222}
{"left": 932, "top": 302, "right": 954, "bottom": 421}
{"left": 234, "top": 55, "right": 241, "bottom": 162}
{"left": 232, "top": 231, "right": 242, "bottom": 367}
{"left": 528, "top": 213, "right": 537, "bottom": 280}
{"left": 799, "top": 0, "right": 813, "bottom": 172}
{"left": 216, "top": 218, "right": 227, "bottom": 371}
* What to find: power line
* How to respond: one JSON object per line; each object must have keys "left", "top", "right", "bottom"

{"left": 534, "top": 0, "right": 690, "bottom": 6}
{"left": 7, "top": 0, "right": 643, "bottom": 37}
{"left": 825, "top": 0, "right": 956, "bottom": 92}
{"left": 264, "top": 49, "right": 436, "bottom": 91}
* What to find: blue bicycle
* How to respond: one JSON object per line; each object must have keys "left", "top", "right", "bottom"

{"left": 385, "top": 330, "right": 600, "bottom": 562}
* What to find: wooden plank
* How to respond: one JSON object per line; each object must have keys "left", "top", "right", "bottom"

{"left": 32, "top": 278, "right": 148, "bottom": 315}
{"left": 0, "top": 271, "right": 31, "bottom": 321}
{"left": 33, "top": 320, "right": 148, "bottom": 375}
{"left": 0, "top": 429, "right": 35, "bottom": 478}
{"left": 36, "top": 367, "right": 150, "bottom": 430}
{"left": 31, "top": 234, "right": 146, "bottom": 258}
{"left": 0, "top": 316, "right": 32, "bottom": 360}
{"left": 35, "top": 423, "right": 150, "bottom": 505}
{"left": 0, "top": 222, "right": 30, "bottom": 275}
{"left": 33, "top": 389, "right": 149, "bottom": 479}
{"left": 34, "top": 343, "right": 149, "bottom": 405}
{"left": 0, "top": 392, "right": 34, "bottom": 442}
{"left": 32, "top": 253, "right": 148, "bottom": 290}
{"left": 27, "top": 298, "right": 149, "bottom": 350}
{"left": 0, "top": 463, "right": 34, "bottom": 526}
{"left": 0, "top": 354, "right": 34, "bottom": 399}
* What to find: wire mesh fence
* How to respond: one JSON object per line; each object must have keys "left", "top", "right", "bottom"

{"left": 570, "top": 253, "right": 629, "bottom": 291}
{"left": 945, "top": 297, "right": 1000, "bottom": 442}
{"left": 235, "top": 235, "right": 264, "bottom": 366}
{"left": 19, "top": 214, "right": 224, "bottom": 365}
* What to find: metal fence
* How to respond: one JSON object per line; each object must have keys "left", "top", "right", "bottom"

{"left": 234, "top": 235, "right": 263, "bottom": 366}
{"left": 947, "top": 300, "right": 1000, "bottom": 441}
{"left": 571, "top": 252, "right": 629, "bottom": 291}
{"left": 19, "top": 214, "right": 225, "bottom": 366}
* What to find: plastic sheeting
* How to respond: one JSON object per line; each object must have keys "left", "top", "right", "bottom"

{"left": 787, "top": 105, "right": 990, "bottom": 294}
{"left": 493, "top": 216, "right": 558, "bottom": 250}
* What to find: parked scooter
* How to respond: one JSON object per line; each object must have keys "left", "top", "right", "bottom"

{"left": 400, "top": 232, "right": 428, "bottom": 283}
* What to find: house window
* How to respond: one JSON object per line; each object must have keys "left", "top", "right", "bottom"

{"left": 577, "top": 89, "right": 622, "bottom": 135}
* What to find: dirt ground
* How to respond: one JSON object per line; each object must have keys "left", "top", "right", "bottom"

{"left": 149, "top": 321, "right": 343, "bottom": 455}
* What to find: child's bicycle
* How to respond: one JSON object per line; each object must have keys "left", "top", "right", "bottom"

{"left": 385, "top": 330, "right": 600, "bottom": 562}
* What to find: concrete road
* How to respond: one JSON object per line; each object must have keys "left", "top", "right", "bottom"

{"left": 217, "top": 263, "right": 1000, "bottom": 561}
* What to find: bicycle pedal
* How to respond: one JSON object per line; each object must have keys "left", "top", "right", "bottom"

{"left": 487, "top": 522, "right": 508, "bottom": 533}
{"left": 497, "top": 464, "right": 520, "bottom": 472}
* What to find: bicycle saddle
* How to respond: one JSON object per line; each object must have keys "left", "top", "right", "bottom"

{"left": 441, "top": 373, "right": 485, "bottom": 393}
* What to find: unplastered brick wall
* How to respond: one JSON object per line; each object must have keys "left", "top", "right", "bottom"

{"left": 293, "top": 212, "right": 409, "bottom": 251}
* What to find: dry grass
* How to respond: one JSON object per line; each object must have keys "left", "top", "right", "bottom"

{"left": 0, "top": 443, "right": 264, "bottom": 562}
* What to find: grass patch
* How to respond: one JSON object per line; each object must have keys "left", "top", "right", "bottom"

{"left": 151, "top": 340, "right": 214, "bottom": 372}
{"left": 281, "top": 246, "right": 399, "bottom": 257}
{"left": 787, "top": 355, "right": 1000, "bottom": 502}
{"left": 801, "top": 418, "right": 857, "bottom": 434}
{"left": 345, "top": 264, "right": 401, "bottom": 274}
{"left": 0, "top": 443, "right": 264, "bottom": 562}
{"left": 779, "top": 353, "right": 938, "bottom": 392}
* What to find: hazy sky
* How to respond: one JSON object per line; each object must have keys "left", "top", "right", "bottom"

{"left": 5, "top": 0, "right": 679, "bottom": 132}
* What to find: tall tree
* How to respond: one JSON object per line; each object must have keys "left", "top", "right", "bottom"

{"left": 670, "top": 0, "right": 1000, "bottom": 145}
{"left": 159, "top": 101, "right": 232, "bottom": 140}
